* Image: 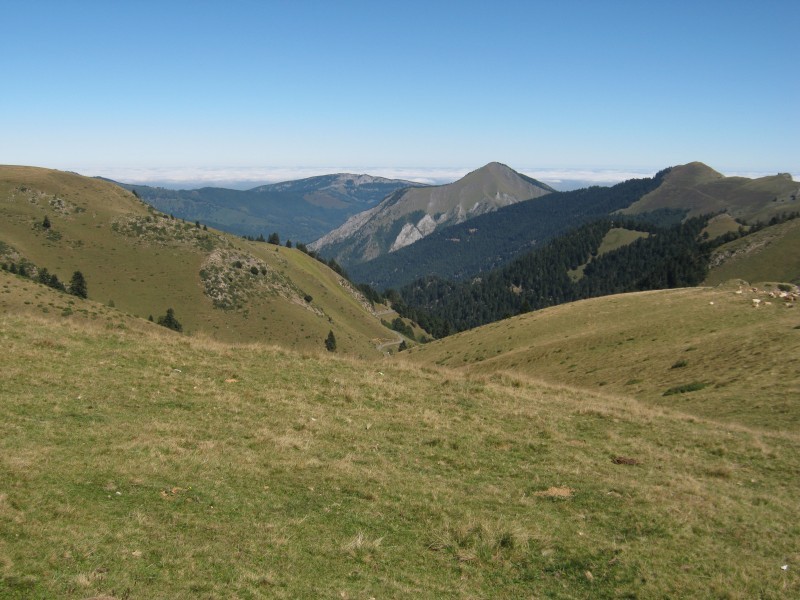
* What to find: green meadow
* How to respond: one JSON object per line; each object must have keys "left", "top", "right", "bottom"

{"left": 1, "top": 273, "right": 798, "bottom": 598}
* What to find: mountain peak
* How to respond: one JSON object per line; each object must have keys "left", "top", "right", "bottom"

{"left": 311, "top": 162, "right": 555, "bottom": 264}
{"left": 664, "top": 162, "right": 724, "bottom": 186}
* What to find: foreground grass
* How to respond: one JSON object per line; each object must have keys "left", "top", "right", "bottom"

{"left": 1, "top": 305, "right": 799, "bottom": 599}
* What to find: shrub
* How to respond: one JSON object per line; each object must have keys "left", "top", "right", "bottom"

{"left": 325, "top": 330, "right": 337, "bottom": 352}
{"left": 671, "top": 359, "right": 688, "bottom": 369}
{"left": 663, "top": 382, "right": 707, "bottom": 396}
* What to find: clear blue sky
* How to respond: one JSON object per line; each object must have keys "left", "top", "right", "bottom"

{"left": 1, "top": 0, "right": 797, "bottom": 184}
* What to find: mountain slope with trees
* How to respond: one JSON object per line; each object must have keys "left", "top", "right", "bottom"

{"left": 347, "top": 173, "right": 669, "bottom": 290}
{"left": 394, "top": 216, "right": 714, "bottom": 336}
{"left": 0, "top": 166, "right": 398, "bottom": 356}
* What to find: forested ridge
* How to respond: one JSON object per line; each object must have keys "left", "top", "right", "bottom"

{"left": 389, "top": 209, "right": 800, "bottom": 338}
{"left": 391, "top": 216, "right": 714, "bottom": 337}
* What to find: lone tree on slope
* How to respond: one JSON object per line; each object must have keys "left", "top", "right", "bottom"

{"left": 68, "top": 271, "right": 88, "bottom": 299}
{"left": 157, "top": 308, "right": 183, "bottom": 332}
{"left": 325, "top": 330, "right": 337, "bottom": 352}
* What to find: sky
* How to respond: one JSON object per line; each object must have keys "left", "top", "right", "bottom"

{"left": 1, "top": 0, "right": 798, "bottom": 188}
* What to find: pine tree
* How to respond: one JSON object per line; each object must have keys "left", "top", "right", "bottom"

{"left": 325, "top": 330, "right": 337, "bottom": 352}
{"left": 68, "top": 271, "right": 88, "bottom": 299}
{"left": 42, "top": 215, "right": 51, "bottom": 229}
{"left": 157, "top": 308, "right": 183, "bottom": 332}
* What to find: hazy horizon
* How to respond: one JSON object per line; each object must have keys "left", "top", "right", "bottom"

{"left": 50, "top": 163, "right": 796, "bottom": 192}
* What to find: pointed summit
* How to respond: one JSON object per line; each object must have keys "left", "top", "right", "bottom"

{"left": 311, "top": 163, "right": 554, "bottom": 266}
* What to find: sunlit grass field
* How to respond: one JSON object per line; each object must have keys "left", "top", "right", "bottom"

{"left": 1, "top": 276, "right": 798, "bottom": 598}
{"left": 408, "top": 285, "right": 800, "bottom": 432}
{"left": 0, "top": 166, "right": 395, "bottom": 357}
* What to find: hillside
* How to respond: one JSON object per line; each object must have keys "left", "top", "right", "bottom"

{"left": 620, "top": 161, "right": 799, "bottom": 221}
{"left": 1, "top": 281, "right": 798, "bottom": 598}
{"left": 706, "top": 217, "right": 800, "bottom": 285}
{"left": 347, "top": 174, "right": 665, "bottom": 290}
{"left": 406, "top": 284, "right": 800, "bottom": 431}
{"left": 311, "top": 162, "right": 554, "bottom": 267}
{"left": 121, "top": 173, "right": 425, "bottom": 243}
{"left": 0, "top": 166, "right": 396, "bottom": 356}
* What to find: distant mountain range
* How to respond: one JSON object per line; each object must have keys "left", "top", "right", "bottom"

{"left": 111, "top": 173, "right": 427, "bottom": 243}
{"left": 385, "top": 162, "right": 800, "bottom": 336}
{"left": 346, "top": 174, "right": 667, "bottom": 290}
{"left": 331, "top": 162, "right": 799, "bottom": 290}
{"left": 108, "top": 160, "right": 799, "bottom": 301}
{"left": 310, "top": 162, "right": 554, "bottom": 266}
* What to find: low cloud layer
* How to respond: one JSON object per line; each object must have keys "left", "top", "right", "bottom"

{"left": 72, "top": 165, "right": 797, "bottom": 191}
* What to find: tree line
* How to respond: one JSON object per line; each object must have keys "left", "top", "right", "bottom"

{"left": 2, "top": 260, "right": 88, "bottom": 299}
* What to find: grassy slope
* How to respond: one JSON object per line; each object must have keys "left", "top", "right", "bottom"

{"left": 407, "top": 285, "right": 800, "bottom": 432}
{"left": 621, "top": 162, "right": 799, "bottom": 221}
{"left": 1, "top": 276, "right": 798, "bottom": 598}
{"left": 0, "top": 166, "right": 393, "bottom": 357}
{"left": 702, "top": 213, "right": 742, "bottom": 240}
{"left": 706, "top": 218, "right": 800, "bottom": 285}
